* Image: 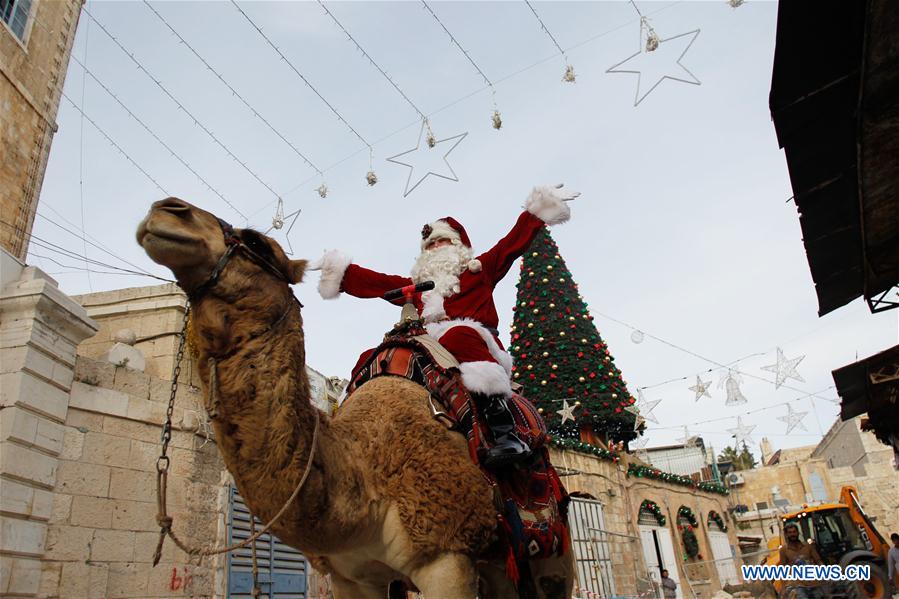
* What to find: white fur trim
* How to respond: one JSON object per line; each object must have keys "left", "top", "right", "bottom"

{"left": 524, "top": 186, "right": 571, "bottom": 225}
{"left": 425, "top": 318, "right": 514, "bottom": 376}
{"left": 420, "top": 291, "right": 446, "bottom": 322}
{"left": 459, "top": 361, "right": 512, "bottom": 396}
{"left": 467, "top": 259, "right": 482, "bottom": 273}
{"left": 317, "top": 250, "right": 352, "bottom": 299}
{"left": 421, "top": 219, "right": 462, "bottom": 250}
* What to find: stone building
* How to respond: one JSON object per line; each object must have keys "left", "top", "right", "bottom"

{"left": 1, "top": 0, "right": 82, "bottom": 259}
{"left": 728, "top": 424, "right": 899, "bottom": 552}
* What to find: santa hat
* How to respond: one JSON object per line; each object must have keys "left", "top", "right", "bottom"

{"left": 420, "top": 217, "right": 482, "bottom": 272}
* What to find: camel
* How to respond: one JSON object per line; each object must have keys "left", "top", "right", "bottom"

{"left": 137, "top": 198, "right": 573, "bottom": 598}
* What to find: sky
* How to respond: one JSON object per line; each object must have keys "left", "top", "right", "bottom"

{"left": 29, "top": 1, "right": 896, "bottom": 457}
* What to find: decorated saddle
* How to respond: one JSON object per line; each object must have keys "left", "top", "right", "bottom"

{"left": 343, "top": 323, "right": 570, "bottom": 582}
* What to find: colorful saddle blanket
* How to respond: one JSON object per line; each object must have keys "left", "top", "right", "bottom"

{"left": 344, "top": 333, "right": 570, "bottom": 577}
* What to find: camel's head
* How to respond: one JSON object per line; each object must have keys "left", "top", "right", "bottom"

{"left": 137, "top": 198, "right": 306, "bottom": 296}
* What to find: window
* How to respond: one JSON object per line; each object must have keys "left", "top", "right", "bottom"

{"left": 569, "top": 497, "right": 616, "bottom": 598}
{"left": 228, "top": 486, "right": 308, "bottom": 598}
{"left": 1, "top": 0, "right": 32, "bottom": 42}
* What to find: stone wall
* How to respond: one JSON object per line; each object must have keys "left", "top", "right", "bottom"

{"left": 551, "top": 449, "right": 742, "bottom": 599}
{"left": 1, "top": 0, "right": 81, "bottom": 259}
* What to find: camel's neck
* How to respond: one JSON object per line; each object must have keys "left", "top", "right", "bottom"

{"left": 190, "top": 291, "right": 331, "bottom": 532}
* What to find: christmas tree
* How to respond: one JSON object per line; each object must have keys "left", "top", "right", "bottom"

{"left": 510, "top": 228, "right": 640, "bottom": 444}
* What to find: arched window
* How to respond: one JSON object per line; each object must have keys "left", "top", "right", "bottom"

{"left": 638, "top": 500, "right": 667, "bottom": 526}
{"left": 707, "top": 510, "right": 727, "bottom": 532}
{"left": 677, "top": 506, "right": 700, "bottom": 559}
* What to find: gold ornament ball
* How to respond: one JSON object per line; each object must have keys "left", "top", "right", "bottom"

{"left": 568, "top": 316, "right": 576, "bottom": 322}
{"left": 559, "top": 278, "right": 566, "bottom": 283}
{"left": 532, "top": 252, "right": 539, "bottom": 257}
{"left": 538, "top": 407, "right": 544, "bottom": 414}
{"left": 514, "top": 372, "right": 520, "bottom": 378}
{"left": 528, "top": 271, "right": 535, "bottom": 277}
{"left": 559, "top": 332, "right": 566, "bottom": 337}
{"left": 604, "top": 356, "right": 610, "bottom": 362}
{"left": 527, "top": 364, "right": 533, "bottom": 370}
{"left": 549, "top": 303, "right": 556, "bottom": 308}
{"left": 532, "top": 308, "right": 539, "bottom": 314}
{"left": 542, "top": 278, "right": 549, "bottom": 284}
{"left": 542, "top": 351, "right": 549, "bottom": 357}
{"left": 538, "top": 337, "right": 545, "bottom": 342}
{"left": 574, "top": 401, "right": 581, "bottom": 407}
{"left": 554, "top": 254, "right": 560, "bottom": 260}
{"left": 612, "top": 393, "right": 618, "bottom": 399}
{"left": 547, "top": 265, "right": 553, "bottom": 271}
{"left": 541, "top": 380, "right": 547, "bottom": 386}
{"left": 581, "top": 338, "right": 588, "bottom": 344}
{"left": 510, "top": 325, "right": 517, "bottom": 332}
{"left": 582, "top": 314, "right": 589, "bottom": 319}
{"left": 527, "top": 323, "right": 534, "bottom": 328}
{"left": 551, "top": 364, "right": 558, "bottom": 370}
{"left": 578, "top": 376, "right": 586, "bottom": 383}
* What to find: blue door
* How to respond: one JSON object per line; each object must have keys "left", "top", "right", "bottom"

{"left": 228, "top": 487, "right": 307, "bottom": 598}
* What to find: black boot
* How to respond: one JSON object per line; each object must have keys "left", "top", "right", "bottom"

{"left": 477, "top": 394, "right": 531, "bottom": 469}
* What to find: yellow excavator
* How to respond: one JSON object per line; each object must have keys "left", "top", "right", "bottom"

{"left": 764, "top": 486, "right": 892, "bottom": 599}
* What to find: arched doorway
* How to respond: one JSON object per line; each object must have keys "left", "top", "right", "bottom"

{"left": 706, "top": 510, "right": 738, "bottom": 586}
{"left": 637, "top": 500, "right": 681, "bottom": 598}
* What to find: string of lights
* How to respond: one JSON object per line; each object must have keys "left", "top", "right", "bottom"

{"left": 60, "top": 92, "right": 168, "bottom": 195}
{"left": 317, "top": 0, "right": 427, "bottom": 122}
{"left": 142, "top": 0, "right": 323, "bottom": 178}
{"left": 420, "top": 1, "right": 495, "bottom": 95}
{"left": 67, "top": 53, "right": 239, "bottom": 217}
{"left": 82, "top": 6, "right": 272, "bottom": 209}
{"left": 230, "top": 0, "right": 373, "bottom": 152}
{"left": 523, "top": 0, "right": 567, "bottom": 59}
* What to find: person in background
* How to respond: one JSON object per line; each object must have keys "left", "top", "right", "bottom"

{"left": 888, "top": 532, "right": 899, "bottom": 595}
{"left": 661, "top": 568, "right": 677, "bottom": 599}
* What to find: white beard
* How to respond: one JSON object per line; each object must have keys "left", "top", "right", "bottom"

{"left": 410, "top": 242, "right": 472, "bottom": 322}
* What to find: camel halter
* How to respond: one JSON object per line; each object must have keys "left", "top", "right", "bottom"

{"left": 153, "top": 216, "right": 319, "bottom": 578}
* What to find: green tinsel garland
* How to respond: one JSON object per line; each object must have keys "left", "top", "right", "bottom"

{"left": 708, "top": 510, "right": 728, "bottom": 532}
{"left": 549, "top": 436, "right": 620, "bottom": 462}
{"left": 626, "top": 464, "right": 730, "bottom": 496}
{"left": 639, "top": 500, "right": 667, "bottom": 526}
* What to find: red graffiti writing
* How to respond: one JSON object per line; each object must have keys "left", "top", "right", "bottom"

{"left": 169, "top": 566, "right": 193, "bottom": 592}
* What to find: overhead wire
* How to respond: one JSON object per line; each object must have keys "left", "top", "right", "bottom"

{"left": 78, "top": 3, "right": 94, "bottom": 290}
{"left": 142, "top": 0, "right": 323, "bottom": 178}
{"left": 524, "top": 0, "right": 567, "bottom": 59}
{"left": 82, "top": 5, "right": 270, "bottom": 213}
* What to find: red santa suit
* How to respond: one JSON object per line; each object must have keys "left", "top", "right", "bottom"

{"left": 316, "top": 186, "right": 572, "bottom": 397}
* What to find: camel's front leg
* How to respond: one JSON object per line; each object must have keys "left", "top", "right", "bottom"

{"left": 410, "top": 553, "right": 478, "bottom": 599}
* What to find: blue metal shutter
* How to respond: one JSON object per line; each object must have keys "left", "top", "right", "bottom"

{"left": 228, "top": 486, "right": 307, "bottom": 598}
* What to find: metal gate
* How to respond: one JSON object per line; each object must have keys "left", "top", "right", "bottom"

{"left": 228, "top": 487, "right": 307, "bottom": 598}
{"left": 569, "top": 497, "right": 616, "bottom": 598}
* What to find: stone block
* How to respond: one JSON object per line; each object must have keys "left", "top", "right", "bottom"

{"left": 129, "top": 439, "right": 161, "bottom": 472}
{"left": 69, "top": 380, "right": 128, "bottom": 417}
{"left": 111, "top": 499, "right": 156, "bottom": 531}
{"left": 0, "top": 556, "right": 41, "bottom": 596}
{"left": 127, "top": 395, "right": 167, "bottom": 425}
{"left": 50, "top": 492, "right": 72, "bottom": 524}
{"left": 102, "top": 415, "right": 159, "bottom": 444}
{"left": 0, "top": 442, "right": 58, "bottom": 488}
{"left": 58, "top": 560, "right": 89, "bottom": 597}
{"left": 65, "top": 407, "right": 104, "bottom": 432}
{"left": 38, "top": 560, "right": 63, "bottom": 597}
{"left": 70, "top": 495, "right": 115, "bottom": 528}
{"left": 148, "top": 376, "right": 171, "bottom": 403}
{"left": 0, "top": 516, "right": 47, "bottom": 556}
{"left": 106, "top": 561, "right": 149, "bottom": 597}
{"left": 0, "top": 345, "right": 73, "bottom": 390}
{"left": 59, "top": 425, "right": 85, "bottom": 460}
{"left": 0, "top": 404, "right": 38, "bottom": 446}
{"left": 35, "top": 418, "right": 65, "bottom": 455}
{"left": 55, "top": 460, "right": 110, "bottom": 496}
{"left": 113, "top": 366, "right": 150, "bottom": 399}
{"left": 104, "top": 342, "right": 146, "bottom": 372}
{"left": 44, "top": 524, "right": 93, "bottom": 560}
{"left": 0, "top": 370, "right": 70, "bottom": 422}
{"left": 90, "top": 528, "right": 135, "bottom": 562}
{"left": 81, "top": 431, "right": 133, "bottom": 468}
{"left": 74, "top": 356, "right": 116, "bottom": 388}
{"left": 109, "top": 467, "right": 155, "bottom": 502}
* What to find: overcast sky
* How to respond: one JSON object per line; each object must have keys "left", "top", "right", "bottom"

{"left": 31, "top": 0, "right": 896, "bottom": 456}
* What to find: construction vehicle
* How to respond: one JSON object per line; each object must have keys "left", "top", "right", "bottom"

{"left": 764, "top": 486, "right": 891, "bottom": 599}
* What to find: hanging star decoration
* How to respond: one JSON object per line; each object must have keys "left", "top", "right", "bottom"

{"left": 677, "top": 425, "right": 696, "bottom": 448}
{"left": 689, "top": 375, "right": 712, "bottom": 401}
{"left": 606, "top": 20, "right": 701, "bottom": 106}
{"left": 761, "top": 347, "right": 806, "bottom": 389}
{"left": 727, "top": 416, "right": 756, "bottom": 448}
{"left": 626, "top": 388, "right": 662, "bottom": 424}
{"left": 719, "top": 368, "right": 748, "bottom": 406}
{"left": 556, "top": 398, "right": 577, "bottom": 425}
{"left": 777, "top": 404, "right": 808, "bottom": 434}
{"left": 386, "top": 119, "right": 467, "bottom": 197}
{"left": 631, "top": 436, "right": 650, "bottom": 462}
{"left": 264, "top": 198, "right": 302, "bottom": 255}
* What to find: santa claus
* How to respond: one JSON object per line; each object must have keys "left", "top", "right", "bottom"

{"left": 310, "top": 184, "right": 578, "bottom": 467}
